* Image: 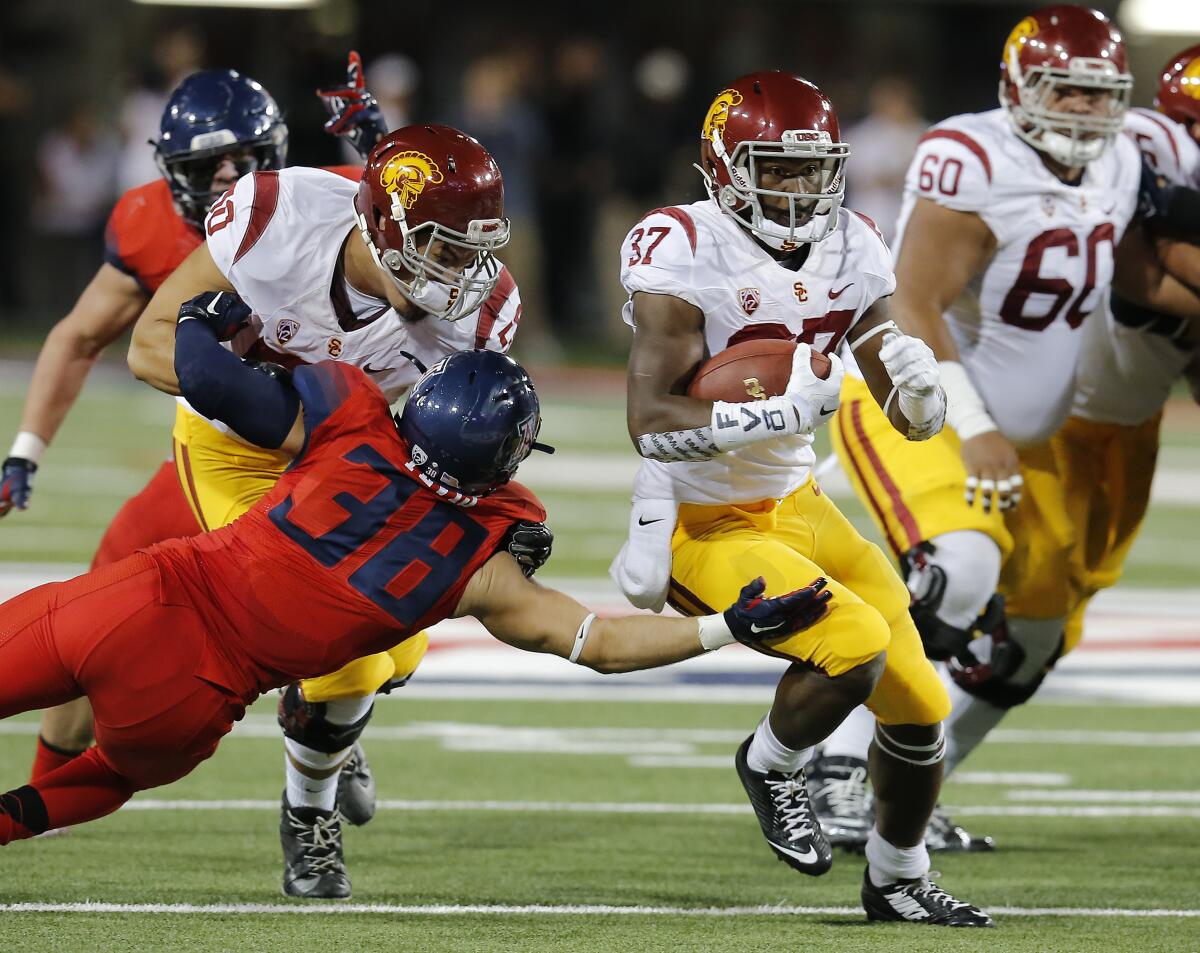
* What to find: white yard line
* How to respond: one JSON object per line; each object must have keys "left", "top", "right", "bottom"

{"left": 1008, "top": 789, "right": 1200, "bottom": 803}
{"left": 109, "top": 798, "right": 1200, "bottom": 819}
{"left": 0, "top": 901, "right": 1196, "bottom": 918}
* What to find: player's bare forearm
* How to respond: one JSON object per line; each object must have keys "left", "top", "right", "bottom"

{"left": 625, "top": 291, "right": 712, "bottom": 439}
{"left": 129, "top": 243, "right": 235, "bottom": 395}
{"left": 1156, "top": 237, "right": 1200, "bottom": 299}
{"left": 457, "top": 554, "right": 707, "bottom": 673}
{"left": 20, "top": 265, "right": 148, "bottom": 444}
{"left": 1115, "top": 228, "right": 1200, "bottom": 321}
{"left": 891, "top": 199, "right": 996, "bottom": 361}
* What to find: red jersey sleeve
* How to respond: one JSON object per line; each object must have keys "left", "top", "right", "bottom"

{"left": 103, "top": 180, "right": 201, "bottom": 294}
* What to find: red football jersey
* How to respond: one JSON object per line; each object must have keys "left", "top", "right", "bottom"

{"left": 103, "top": 166, "right": 363, "bottom": 295}
{"left": 149, "top": 361, "right": 545, "bottom": 700}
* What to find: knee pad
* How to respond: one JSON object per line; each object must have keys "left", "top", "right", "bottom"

{"left": 949, "top": 616, "right": 1064, "bottom": 711}
{"left": 277, "top": 683, "right": 374, "bottom": 754}
{"left": 902, "top": 533, "right": 1002, "bottom": 664}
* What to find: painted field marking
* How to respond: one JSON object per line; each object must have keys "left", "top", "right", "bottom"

{"left": 1008, "top": 789, "right": 1200, "bottom": 803}
{"left": 108, "top": 798, "right": 1200, "bottom": 819}
{"left": 0, "top": 901, "right": 1196, "bottom": 919}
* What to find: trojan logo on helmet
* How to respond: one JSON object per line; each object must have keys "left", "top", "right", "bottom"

{"left": 696, "top": 70, "right": 850, "bottom": 249}
{"left": 355, "top": 125, "right": 511, "bottom": 321}
{"left": 998, "top": 5, "right": 1133, "bottom": 168}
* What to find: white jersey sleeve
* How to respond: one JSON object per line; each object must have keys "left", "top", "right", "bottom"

{"left": 619, "top": 208, "right": 703, "bottom": 325}
{"left": 471, "top": 268, "right": 522, "bottom": 354}
{"left": 903, "top": 122, "right": 996, "bottom": 225}
{"left": 1124, "top": 108, "right": 1200, "bottom": 188}
{"left": 844, "top": 209, "right": 897, "bottom": 315}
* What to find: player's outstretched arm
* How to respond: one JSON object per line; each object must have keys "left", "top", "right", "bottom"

{"left": 455, "top": 551, "right": 831, "bottom": 673}
{"left": 1, "top": 265, "right": 147, "bottom": 517}
{"left": 174, "top": 307, "right": 304, "bottom": 454}
{"left": 129, "top": 242, "right": 236, "bottom": 395}
{"left": 1114, "top": 225, "right": 1200, "bottom": 325}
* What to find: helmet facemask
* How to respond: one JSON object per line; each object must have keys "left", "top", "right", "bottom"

{"left": 357, "top": 192, "right": 510, "bottom": 322}
{"left": 156, "top": 132, "right": 286, "bottom": 228}
{"left": 702, "top": 130, "right": 848, "bottom": 249}
{"left": 1002, "top": 60, "right": 1131, "bottom": 168}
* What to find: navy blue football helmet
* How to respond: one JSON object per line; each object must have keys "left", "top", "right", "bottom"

{"left": 155, "top": 69, "right": 288, "bottom": 227}
{"left": 398, "top": 350, "right": 554, "bottom": 497}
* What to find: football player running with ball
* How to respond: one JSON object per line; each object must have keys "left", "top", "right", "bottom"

{"left": 127, "top": 125, "right": 529, "bottom": 898}
{"left": 610, "top": 71, "right": 991, "bottom": 926}
{"left": 808, "top": 6, "right": 1199, "bottom": 852}
{"left": 0, "top": 334, "right": 833, "bottom": 854}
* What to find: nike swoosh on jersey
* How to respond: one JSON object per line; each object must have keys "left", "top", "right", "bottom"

{"left": 828, "top": 283, "right": 853, "bottom": 299}
{"left": 637, "top": 516, "right": 665, "bottom": 526}
{"left": 361, "top": 364, "right": 388, "bottom": 375}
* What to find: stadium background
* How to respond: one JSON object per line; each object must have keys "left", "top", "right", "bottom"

{"left": 0, "top": 1, "right": 1197, "bottom": 951}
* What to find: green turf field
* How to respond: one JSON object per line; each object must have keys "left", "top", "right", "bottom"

{"left": 1, "top": 696, "right": 1198, "bottom": 952}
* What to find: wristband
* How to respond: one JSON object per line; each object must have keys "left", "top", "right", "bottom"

{"left": 697, "top": 614, "right": 735, "bottom": 651}
{"left": 711, "top": 396, "right": 803, "bottom": 452}
{"left": 937, "top": 361, "right": 997, "bottom": 442}
{"left": 10, "top": 431, "right": 47, "bottom": 465}
{"left": 569, "top": 613, "right": 597, "bottom": 664}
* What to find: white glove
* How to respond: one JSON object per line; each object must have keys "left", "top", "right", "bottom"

{"left": 879, "top": 332, "right": 945, "bottom": 440}
{"left": 784, "top": 343, "right": 845, "bottom": 433}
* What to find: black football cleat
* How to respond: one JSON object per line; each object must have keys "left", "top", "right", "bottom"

{"left": 336, "top": 743, "right": 376, "bottom": 827}
{"left": 807, "top": 754, "right": 873, "bottom": 852}
{"left": 735, "top": 735, "right": 833, "bottom": 876}
{"left": 280, "top": 793, "right": 351, "bottom": 899}
{"left": 861, "top": 867, "right": 994, "bottom": 927}
{"left": 925, "top": 804, "right": 995, "bottom": 852}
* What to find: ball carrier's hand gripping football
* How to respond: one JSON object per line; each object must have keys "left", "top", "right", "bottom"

{"left": 636, "top": 341, "right": 842, "bottom": 463}
{"left": 317, "top": 51, "right": 388, "bottom": 161}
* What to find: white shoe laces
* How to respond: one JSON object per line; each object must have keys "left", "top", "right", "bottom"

{"left": 286, "top": 810, "right": 345, "bottom": 873}
{"left": 765, "top": 774, "right": 816, "bottom": 842}
{"left": 814, "top": 765, "right": 869, "bottom": 818}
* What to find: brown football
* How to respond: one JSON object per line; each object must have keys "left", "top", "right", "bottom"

{"left": 687, "top": 339, "right": 831, "bottom": 402}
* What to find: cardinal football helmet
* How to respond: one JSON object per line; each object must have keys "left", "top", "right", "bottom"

{"left": 355, "top": 125, "right": 510, "bottom": 321}
{"left": 1155, "top": 44, "right": 1200, "bottom": 137}
{"left": 156, "top": 69, "right": 287, "bottom": 228}
{"left": 397, "top": 350, "right": 552, "bottom": 498}
{"left": 998, "top": 5, "right": 1132, "bottom": 168}
{"left": 698, "top": 70, "right": 848, "bottom": 249}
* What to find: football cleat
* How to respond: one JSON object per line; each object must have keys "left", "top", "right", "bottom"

{"left": 807, "top": 754, "right": 874, "bottom": 851}
{"left": 925, "top": 804, "right": 995, "bottom": 852}
{"left": 336, "top": 743, "right": 376, "bottom": 827}
{"left": 861, "top": 866, "right": 994, "bottom": 927}
{"left": 735, "top": 735, "right": 833, "bottom": 876}
{"left": 280, "top": 793, "right": 351, "bottom": 899}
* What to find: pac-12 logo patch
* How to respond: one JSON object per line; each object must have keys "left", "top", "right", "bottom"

{"left": 276, "top": 318, "right": 300, "bottom": 345}
{"left": 739, "top": 287, "right": 761, "bottom": 315}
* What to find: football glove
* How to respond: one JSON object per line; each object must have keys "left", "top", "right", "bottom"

{"left": 785, "top": 343, "right": 845, "bottom": 433}
{"left": 723, "top": 576, "right": 831, "bottom": 648}
{"left": 0, "top": 456, "right": 36, "bottom": 516}
{"left": 507, "top": 521, "right": 554, "bottom": 577}
{"left": 317, "top": 51, "right": 388, "bottom": 161}
{"left": 177, "top": 291, "right": 252, "bottom": 342}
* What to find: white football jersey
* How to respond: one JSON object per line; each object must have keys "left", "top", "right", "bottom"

{"left": 1072, "top": 110, "right": 1198, "bottom": 427}
{"left": 192, "top": 167, "right": 520, "bottom": 434}
{"left": 894, "top": 108, "right": 1141, "bottom": 445}
{"left": 620, "top": 199, "right": 895, "bottom": 505}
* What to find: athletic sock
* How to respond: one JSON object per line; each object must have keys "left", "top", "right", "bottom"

{"left": 747, "top": 715, "right": 814, "bottom": 775}
{"left": 30, "top": 736, "right": 86, "bottom": 783}
{"left": 820, "top": 705, "right": 875, "bottom": 760}
{"left": 865, "top": 827, "right": 930, "bottom": 887}
{"left": 284, "top": 740, "right": 345, "bottom": 813}
{"left": 3, "top": 748, "right": 133, "bottom": 843}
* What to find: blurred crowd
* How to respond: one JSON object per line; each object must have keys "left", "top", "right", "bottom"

{"left": 0, "top": 0, "right": 1175, "bottom": 361}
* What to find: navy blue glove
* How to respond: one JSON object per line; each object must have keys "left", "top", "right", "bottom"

{"left": 0, "top": 456, "right": 36, "bottom": 517}
{"left": 317, "top": 51, "right": 388, "bottom": 161}
{"left": 723, "top": 576, "right": 831, "bottom": 648}
{"left": 177, "top": 291, "right": 252, "bottom": 342}
{"left": 506, "top": 521, "right": 553, "bottom": 577}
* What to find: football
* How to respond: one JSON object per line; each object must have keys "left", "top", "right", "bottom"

{"left": 686, "top": 339, "right": 831, "bottom": 403}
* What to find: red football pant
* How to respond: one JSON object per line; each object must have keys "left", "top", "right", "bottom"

{"left": 91, "top": 459, "right": 201, "bottom": 569}
{"left": 0, "top": 554, "right": 245, "bottom": 842}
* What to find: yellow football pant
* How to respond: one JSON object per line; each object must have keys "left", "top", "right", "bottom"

{"left": 172, "top": 405, "right": 429, "bottom": 700}
{"left": 832, "top": 376, "right": 1076, "bottom": 621}
{"left": 1052, "top": 412, "right": 1161, "bottom": 655}
{"left": 668, "top": 479, "right": 950, "bottom": 726}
